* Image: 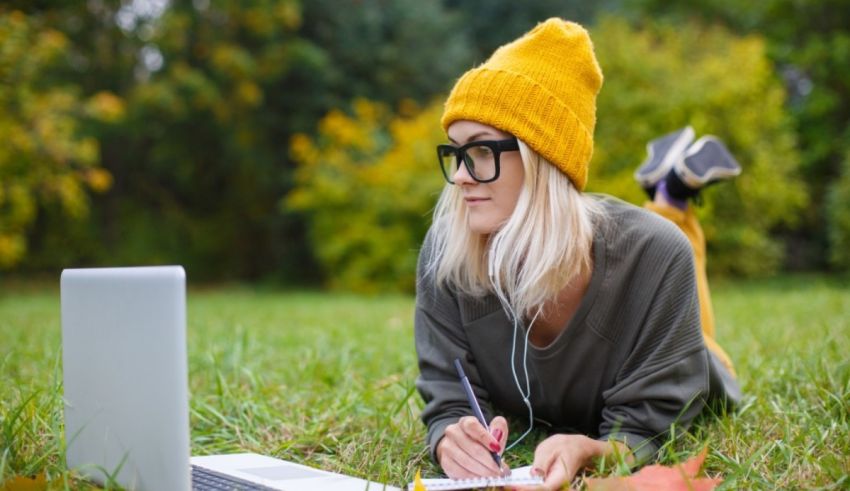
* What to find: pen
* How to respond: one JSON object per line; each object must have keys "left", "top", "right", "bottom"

{"left": 453, "top": 358, "right": 503, "bottom": 470}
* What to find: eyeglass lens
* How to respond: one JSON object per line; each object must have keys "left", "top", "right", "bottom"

{"left": 439, "top": 144, "right": 498, "bottom": 183}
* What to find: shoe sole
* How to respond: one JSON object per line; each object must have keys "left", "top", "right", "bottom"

{"left": 675, "top": 136, "right": 742, "bottom": 188}
{"left": 634, "top": 126, "right": 695, "bottom": 188}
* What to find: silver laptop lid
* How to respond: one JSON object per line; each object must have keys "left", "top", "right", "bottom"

{"left": 61, "top": 266, "right": 191, "bottom": 491}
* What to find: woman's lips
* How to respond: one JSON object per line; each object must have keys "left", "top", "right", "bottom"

{"left": 464, "top": 196, "right": 490, "bottom": 206}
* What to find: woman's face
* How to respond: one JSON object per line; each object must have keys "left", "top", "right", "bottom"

{"left": 446, "top": 120, "right": 525, "bottom": 235}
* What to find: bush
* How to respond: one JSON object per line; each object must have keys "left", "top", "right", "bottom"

{"left": 287, "top": 99, "right": 444, "bottom": 292}
{"left": 590, "top": 17, "right": 808, "bottom": 276}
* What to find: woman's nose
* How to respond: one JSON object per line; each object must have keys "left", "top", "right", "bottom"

{"left": 452, "top": 161, "right": 475, "bottom": 185}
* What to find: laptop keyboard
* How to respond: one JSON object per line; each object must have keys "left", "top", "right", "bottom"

{"left": 192, "top": 465, "right": 278, "bottom": 490}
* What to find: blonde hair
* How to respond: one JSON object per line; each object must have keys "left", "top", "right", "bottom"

{"left": 427, "top": 141, "right": 604, "bottom": 321}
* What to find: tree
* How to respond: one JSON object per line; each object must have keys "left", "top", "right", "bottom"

{"left": 0, "top": 9, "right": 113, "bottom": 269}
{"left": 109, "top": 0, "right": 473, "bottom": 281}
{"left": 300, "top": 0, "right": 473, "bottom": 104}
{"left": 90, "top": 0, "right": 315, "bottom": 280}
{"left": 9, "top": 0, "right": 475, "bottom": 282}
{"left": 442, "top": 0, "right": 625, "bottom": 64}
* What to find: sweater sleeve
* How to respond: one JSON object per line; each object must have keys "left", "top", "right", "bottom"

{"left": 597, "top": 244, "right": 710, "bottom": 464}
{"left": 413, "top": 233, "right": 494, "bottom": 462}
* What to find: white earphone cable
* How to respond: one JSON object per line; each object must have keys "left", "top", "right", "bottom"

{"left": 505, "top": 306, "right": 537, "bottom": 451}
{"left": 488, "top": 247, "right": 535, "bottom": 451}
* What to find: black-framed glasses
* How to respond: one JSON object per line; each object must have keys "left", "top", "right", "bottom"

{"left": 436, "top": 138, "right": 520, "bottom": 184}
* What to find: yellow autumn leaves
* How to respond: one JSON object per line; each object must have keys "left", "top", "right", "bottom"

{"left": 0, "top": 11, "right": 119, "bottom": 267}
{"left": 288, "top": 98, "right": 444, "bottom": 292}
{"left": 288, "top": 18, "right": 808, "bottom": 290}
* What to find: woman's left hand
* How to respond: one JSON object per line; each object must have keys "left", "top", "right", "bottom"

{"left": 516, "top": 434, "right": 612, "bottom": 491}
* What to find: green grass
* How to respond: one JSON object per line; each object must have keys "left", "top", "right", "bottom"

{"left": 1, "top": 276, "right": 849, "bottom": 489}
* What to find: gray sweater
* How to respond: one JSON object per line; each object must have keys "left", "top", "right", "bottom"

{"left": 414, "top": 196, "right": 739, "bottom": 463}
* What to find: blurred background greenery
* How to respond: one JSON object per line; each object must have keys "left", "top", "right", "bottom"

{"left": 1, "top": 0, "right": 848, "bottom": 291}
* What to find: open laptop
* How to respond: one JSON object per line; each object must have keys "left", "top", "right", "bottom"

{"left": 61, "top": 266, "right": 400, "bottom": 491}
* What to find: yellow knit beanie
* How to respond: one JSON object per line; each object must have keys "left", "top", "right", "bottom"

{"left": 441, "top": 18, "right": 603, "bottom": 190}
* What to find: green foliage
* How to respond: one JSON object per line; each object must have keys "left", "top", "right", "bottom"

{"left": 291, "top": 16, "right": 808, "bottom": 289}
{"left": 95, "top": 0, "right": 312, "bottom": 280}
{"left": 287, "top": 99, "right": 445, "bottom": 292}
{"left": 590, "top": 17, "right": 807, "bottom": 276}
{"left": 627, "top": 0, "right": 850, "bottom": 269}
{"left": 3, "top": 1, "right": 841, "bottom": 282}
{"left": 300, "top": 0, "right": 473, "bottom": 103}
{"left": 9, "top": 0, "right": 474, "bottom": 282}
{"left": 442, "top": 0, "right": 624, "bottom": 63}
{"left": 827, "top": 151, "right": 850, "bottom": 271}
{"left": 0, "top": 10, "right": 113, "bottom": 269}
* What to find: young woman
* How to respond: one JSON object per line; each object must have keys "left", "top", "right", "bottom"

{"left": 414, "top": 18, "right": 741, "bottom": 490}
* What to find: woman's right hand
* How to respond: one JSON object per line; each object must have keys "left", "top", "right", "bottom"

{"left": 435, "top": 415, "right": 510, "bottom": 478}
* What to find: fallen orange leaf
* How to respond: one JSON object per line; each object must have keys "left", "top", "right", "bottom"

{"left": 0, "top": 473, "right": 47, "bottom": 491}
{"left": 585, "top": 448, "right": 722, "bottom": 491}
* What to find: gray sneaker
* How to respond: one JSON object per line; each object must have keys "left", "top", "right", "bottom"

{"left": 634, "top": 126, "right": 695, "bottom": 197}
{"left": 674, "top": 135, "right": 741, "bottom": 189}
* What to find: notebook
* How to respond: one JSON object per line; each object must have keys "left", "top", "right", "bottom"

{"left": 407, "top": 466, "right": 543, "bottom": 490}
{"left": 60, "top": 266, "right": 399, "bottom": 491}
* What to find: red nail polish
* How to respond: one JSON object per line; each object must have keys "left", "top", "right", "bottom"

{"left": 489, "top": 441, "right": 501, "bottom": 452}
{"left": 492, "top": 428, "right": 503, "bottom": 441}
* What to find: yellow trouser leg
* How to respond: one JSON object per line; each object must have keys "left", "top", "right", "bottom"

{"left": 644, "top": 202, "right": 736, "bottom": 377}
